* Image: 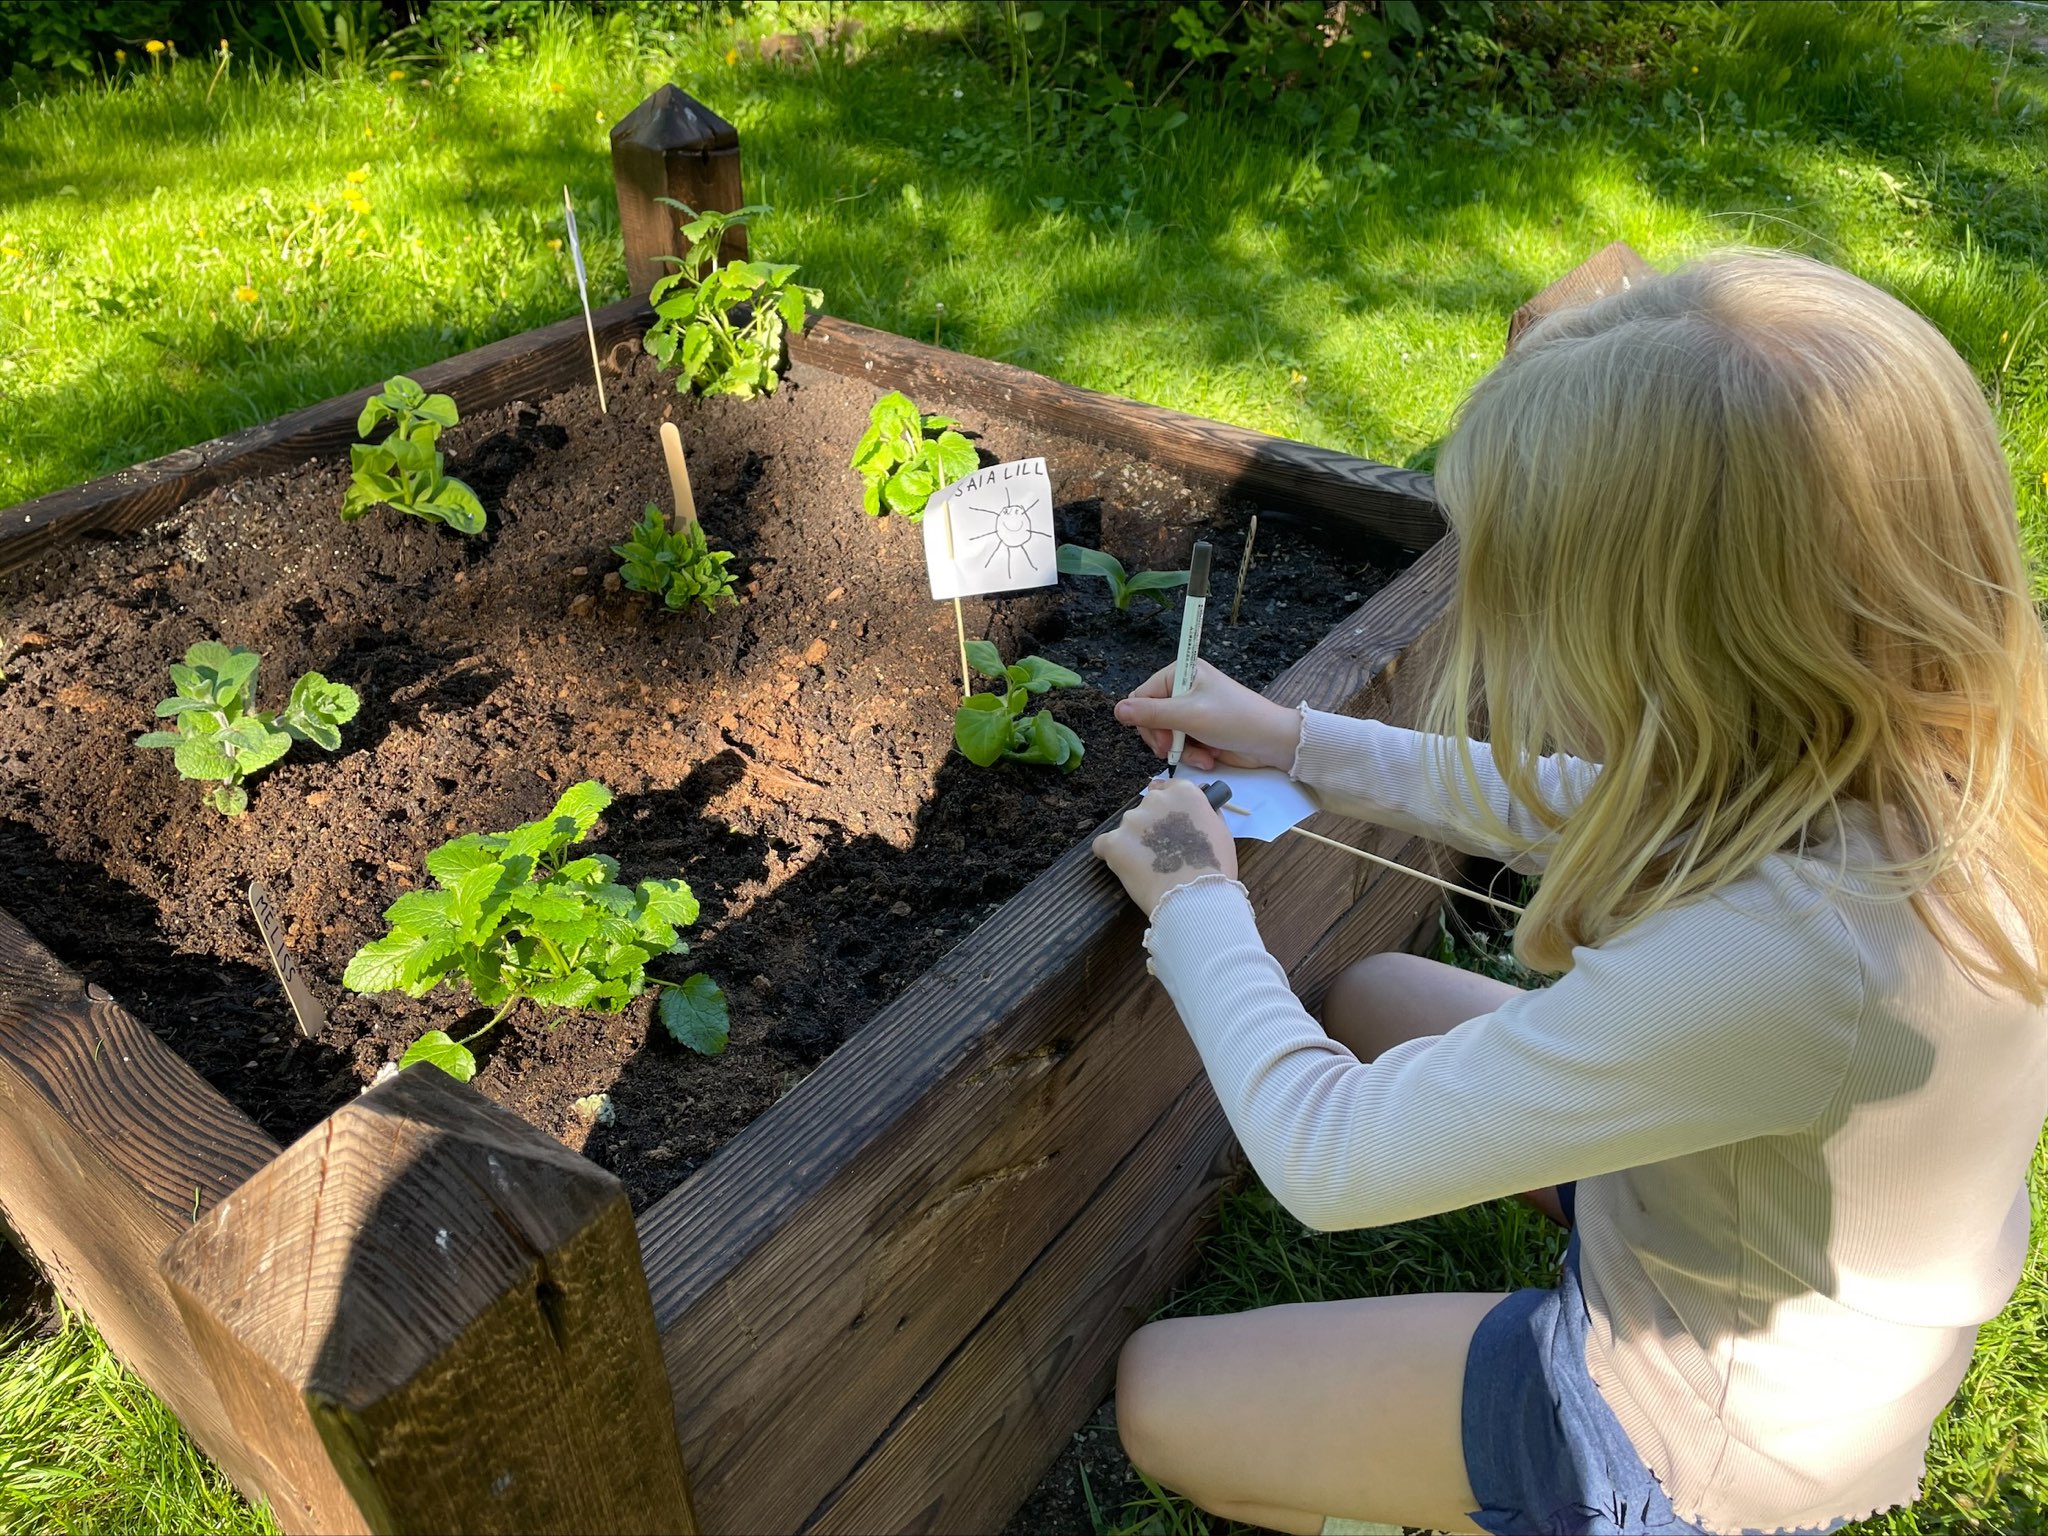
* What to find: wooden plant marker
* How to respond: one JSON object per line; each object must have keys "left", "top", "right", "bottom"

{"left": 938, "top": 499, "right": 971, "bottom": 700}
{"left": 659, "top": 422, "right": 697, "bottom": 531}
{"left": 246, "top": 879, "right": 325, "bottom": 1038}
{"left": 562, "top": 186, "right": 608, "bottom": 415}
{"left": 1229, "top": 514, "right": 1259, "bottom": 625}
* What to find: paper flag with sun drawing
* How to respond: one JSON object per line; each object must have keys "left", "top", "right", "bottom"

{"left": 921, "top": 458, "right": 1059, "bottom": 599}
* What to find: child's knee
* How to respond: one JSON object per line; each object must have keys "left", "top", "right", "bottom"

{"left": 1115, "top": 1319, "right": 1191, "bottom": 1479}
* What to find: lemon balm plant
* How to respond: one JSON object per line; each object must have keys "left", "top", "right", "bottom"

{"left": 136, "top": 642, "right": 359, "bottom": 816}
{"left": 342, "top": 375, "right": 487, "bottom": 534}
{"left": 343, "top": 781, "right": 729, "bottom": 1082}
{"left": 643, "top": 202, "right": 823, "bottom": 399}
{"left": 850, "top": 391, "right": 978, "bottom": 522}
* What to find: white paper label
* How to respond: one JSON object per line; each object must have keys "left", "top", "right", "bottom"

{"left": 921, "top": 458, "right": 1059, "bottom": 600}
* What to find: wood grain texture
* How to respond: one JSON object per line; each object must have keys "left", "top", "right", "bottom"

{"left": 0, "top": 904, "right": 279, "bottom": 1495}
{"left": 791, "top": 316, "right": 1445, "bottom": 553}
{"left": 636, "top": 538, "right": 1461, "bottom": 1534}
{"left": 0, "top": 297, "right": 653, "bottom": 579}
{"left": 804, "top": 828, "right": 1464, "bottom": 1535}
{"left": 160, "top": 1064, "right": 695, "bottom": 1536}
{"left": 610, "top": 85, "right": 748, "bottom": 299}
{"left": 1505, "top": 240, "right": 1658, "bottom": 353}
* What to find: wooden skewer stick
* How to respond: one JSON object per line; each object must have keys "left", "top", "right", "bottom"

{"left": 659, "top": 422, "right": 697, "bottom": 532}
{"left": 938, "top": 496, "right": 971, "bottom": 698}
{"left": 1286, "top": 824, "right": 1526, "bottom": 915}
{"left": 1229, "top": 514, "right": 1258, "bottom": 625}
{"left": 562, "top": 186, "right": 608, "bottom": 416}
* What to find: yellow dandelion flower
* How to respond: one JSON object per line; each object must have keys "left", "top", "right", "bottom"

{"left": 1, "top": 246, "right": 22, "bottom": 260}
{"left": 725, "top": 47, "right": 738, "bottom": 65}
{"left": 345, "top": 192, "right": 371, "bottom": 214}
{"left": 115, "top": 48, "right": 127, "bottom": 62}
{"left": 1690, "top": 65, "right": 1699, "bottom": 74}
{"left": 234, "top": 284, "right": 258, "bottom": 303}
{"left": 2041, "top": 470, "right": 2047, "bottom": 492}
{"left": 1361, "top": 49, "right": 1372, "bottom": 60}
{"left": 547, "top": 238, "right": 563, "bottom": 251}
{"left": 595, "top": 110, "right": 607, "bottom": 123}
{"left": 306, "top": 200, "right": 325, "bottom": 215}
{"left": 145, "top": 39, "right": 165, "bottom": 55}
{"left": 346, "top": 168, "right": 369, "bottom": 184}
{"left": 388, "top": 69, "right": 405, "bottom": 81}
{"left": 550, "top": 81, "right": 564, "bottom": 93}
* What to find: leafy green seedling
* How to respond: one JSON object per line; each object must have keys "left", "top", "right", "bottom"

{"left": 849, "top": 391, "right": 979, "bottom": 522}
{"left": 954, "top": 639, "right": 1086, "bottom": 771}
{"left": 342, "top": 374, "right": 487, "bottom": 534}
{"left": 136, "top": 642, "right": 359, "bottom": 815}
{"left": 612, "top": 505, "right": 739, "bottom": 612}
{"left": 643, "top": 202, "right": 823, "bottom": 399}
{"left": 1056, "top": 544, "right": 1190, "bottom": 611}
{"left": 342, "top": 781, "right": 729, "bottom": 1082}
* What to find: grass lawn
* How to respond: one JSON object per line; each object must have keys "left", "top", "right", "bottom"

{"left": 2, "top": 2, "right": 2046, "bottom": 1533}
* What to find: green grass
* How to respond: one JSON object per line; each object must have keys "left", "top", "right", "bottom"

{"left": 0, "top": 1308, "right": 276, "bottom": 1536}
{"left": 1, "top": 3, "right": 2046, "bottom": 1533}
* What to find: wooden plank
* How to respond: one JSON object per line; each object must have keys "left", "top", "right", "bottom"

{"left": 0, "top": 904, "right": 279, "bottom": 1495}
{"left": 804, "top": 832, "right": 1463, "bottom": 1534}
{"left": 637, "top": 538, "right": 1459, "bottom": 1534}
{"left": 160, "top": 1064, "right": 696, "bottom": 1536}
{"left": 1505, "top": 240, "right": 1657, "bottom": 353}
{"left": 0, "top": 297, "right": 652, "bottom": 579}
{"left": 792, "top": 316, "right": 1445, "bottom": 554}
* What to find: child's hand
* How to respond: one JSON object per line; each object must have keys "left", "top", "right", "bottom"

{"left": 1093, "top": 777, "right": 1239, "bottom": 916}
{"left": 1113, "top": 659, "right": 1303, "bottom": 773}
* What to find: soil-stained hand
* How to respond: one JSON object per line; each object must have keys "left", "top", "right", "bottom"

{"left": 1092, "top": 777, "right": 1238, "bottom": 916}
{"left": 1112, "top": 659, "right": 1303, "bottom": 773}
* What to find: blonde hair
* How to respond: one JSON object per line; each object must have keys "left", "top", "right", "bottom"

{"left": 1429, "top": 249, "right": 2048, "bottom": 998}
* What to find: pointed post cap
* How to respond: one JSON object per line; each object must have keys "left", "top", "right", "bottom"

{"left": 610, "top": 83, "right": 738, "bottom": 156}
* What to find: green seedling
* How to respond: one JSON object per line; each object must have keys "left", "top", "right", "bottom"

{"left": 342, "top": 780, "right": 728, "bottom": 1082}
{"left": 342, "top": 374, "right": 487, "bottom": 534}
{"left": 1056, "top": 543, "right": 1190, "bottom": 611}
{"left": 849, "top": 391, "right": 978, "bottom": 522}
{"left": 612, "top": 504, "right": 738, "bottom": 612}
{"left": 954, "top": 639, "right": 1086, "bottom": 771}
{"left": 643, "top": 202, "right": 823, "bottom": 399}
{"left": 136, "top": 641, "right": 359, "bottom": 816}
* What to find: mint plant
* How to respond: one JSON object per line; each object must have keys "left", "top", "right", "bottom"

{"left": 954, "top": 640, "right": 1086, "bottom": 771}
{"left": 643, "top": 202, "right": 823, "bottom": 399}
{"left": 849, "top": 391, "right": 978, "bottom": 522}
{"left": 342, "top": 374, "right": 487, "bottom": 534}
{"left": 1056, "top": 544, "right": 1190, "bottom": 611}
{"left": 612, "top": 505, "right": 738, "bottom": 612}
{"left": 342, "top": 781, "right": 729, "bottom": 1082}
{"left": 136, "top": 642, "right": 359, "bottom": 816}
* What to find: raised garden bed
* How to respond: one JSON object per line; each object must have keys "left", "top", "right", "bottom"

{"left": 0, "top": 87, "right": 1637, "bottom": 1536}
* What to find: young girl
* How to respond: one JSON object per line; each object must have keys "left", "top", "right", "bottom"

{"left": 1091, "top": 251, "right": 2048, "bottom": 1536}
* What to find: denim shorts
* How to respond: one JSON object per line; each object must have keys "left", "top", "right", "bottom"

{"left": 1459, "top": 1182, "right": 1849, "bottom": 1536}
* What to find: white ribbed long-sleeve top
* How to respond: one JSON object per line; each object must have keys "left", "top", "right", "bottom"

{"left": 1141, "top": 709, "right": 2048, "bottom": 1533}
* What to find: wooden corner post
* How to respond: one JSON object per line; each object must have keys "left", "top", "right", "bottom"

{"left": 610, "top": 84, "right": 747, "bottom": 299}
{"left": 158, "top": 1065, "right": 696, "bottom": 1536}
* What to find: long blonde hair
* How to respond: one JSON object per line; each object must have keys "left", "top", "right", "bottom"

{"left": 1429, "top": 250, "right": 2048, "bottom": 997}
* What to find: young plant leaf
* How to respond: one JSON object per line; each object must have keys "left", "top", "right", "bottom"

{"left": 398, "top": 1030, "right": 477, "bottom": 1083}
{"left": 660, "top": 974, "right": 729, "bottom": 1055}
{"left": 964, "top": 639, "right": 1009, "bottom": 680}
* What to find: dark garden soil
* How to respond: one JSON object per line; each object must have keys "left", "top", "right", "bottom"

{"left": 0, "top": 352, "right": 1400, "bottom": 1216}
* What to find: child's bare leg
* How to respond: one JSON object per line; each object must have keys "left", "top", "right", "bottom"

{"left": 1116, "top": 1291, "right": 1499, "bottom": 1534}
{"left": 1321, "top": 950, "right": 1567, "bottom": 1227}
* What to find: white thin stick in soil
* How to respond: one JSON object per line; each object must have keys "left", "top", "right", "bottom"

{"left": 659, "top": 422, "right": 697, "bottom": 531}
{"left": 563, "top": 185, "right": 608, "bottom": 415}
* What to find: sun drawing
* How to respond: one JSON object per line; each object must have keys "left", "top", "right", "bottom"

{"left": 965, "top": 497, "right": 1053, "bottom": 579}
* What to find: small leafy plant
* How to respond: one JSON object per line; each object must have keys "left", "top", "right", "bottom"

{"left": 643, "top": 202, "right": 823, "bottom": 400}
{"left": 136, "top": 642, "right": 359, "bottom": 816}
{"left": 612, "top": 505, "right": 739, "bottom": 612}
{"left": 849, "top": 391, "right": 978, "bottom": 522}
{"left": 954, "top": 640, "right": 1086, "bottom": 771}
{"left": 1056, "top": 544, "right": 1190, "bottom": 611}
{"left": 342, "top": 374, "right": 487, "bottom": 534}
{"left": 342, "top": 781, "right": 729, "bottom": 1082}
